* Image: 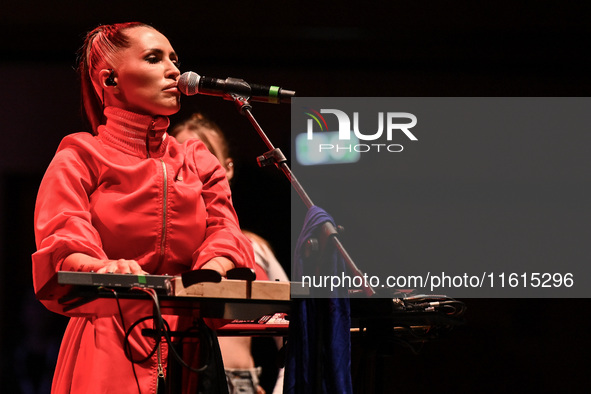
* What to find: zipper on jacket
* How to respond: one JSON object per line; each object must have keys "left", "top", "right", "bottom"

{"left": 144, "top": 118, "right": 167, "bottom": 272}
{"left": 145, "top": 119, "right": 156, "bottom": 158}
{"left": 156, "top": 158, "right": 168, "bottom": 272}
{"left": 156, "top": 339, "right": 166, "bottom": 393}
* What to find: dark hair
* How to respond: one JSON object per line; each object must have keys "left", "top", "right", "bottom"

{"left": 77, "top": 22, "right": 155, "bottom": 133}
{"left": 170, "top": 113, "right": 231, "bottom": 160}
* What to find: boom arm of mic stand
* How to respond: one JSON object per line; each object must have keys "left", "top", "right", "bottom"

{"left": 231, "top": 94, "right": 375, "bottom": 297}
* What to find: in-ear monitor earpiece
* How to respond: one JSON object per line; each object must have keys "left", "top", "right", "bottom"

{"left": 105, "top": 70, "right": 116, "bottom": 87}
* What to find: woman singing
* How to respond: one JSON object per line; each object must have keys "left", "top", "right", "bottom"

{"left": 32, "top": 22, "right": 255, "bottom": 393}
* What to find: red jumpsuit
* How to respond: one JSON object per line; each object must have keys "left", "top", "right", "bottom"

{"left": 32, "top": 107, "right": 255, "bottom": 393}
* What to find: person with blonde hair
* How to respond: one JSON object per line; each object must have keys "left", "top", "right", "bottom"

{"left": 171, "top": 113, "right": 289, "bottom": 394}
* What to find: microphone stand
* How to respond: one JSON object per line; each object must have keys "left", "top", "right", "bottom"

{"left": 230, "top": 94, "right": 375, "bottom": 297}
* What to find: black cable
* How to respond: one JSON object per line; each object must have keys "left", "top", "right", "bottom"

{"left": 123, "top": 315, "right": 168, "bottom": 364}
{"left": 132, "top": 287, "right": 211, "bottom": 374}
{"left": 402, "top": 296, "right": 467, "bottom": 317}
{"left": 106, "top": 284, "right": 219, "bottom": 394}
{"left": 101, "top": 287, "right": 142, "bottom": 394}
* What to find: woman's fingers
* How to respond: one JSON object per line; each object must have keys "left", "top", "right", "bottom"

{"left": 96, "top": 259, "right": 146, "bottom": 274}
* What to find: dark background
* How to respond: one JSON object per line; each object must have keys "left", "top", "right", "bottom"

{"left": 1, "top": 1, "right": 590, "bottom": 393}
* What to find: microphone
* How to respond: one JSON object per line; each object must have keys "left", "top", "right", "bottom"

{"left": 177, "top": 71, "right": 295, "bottom": 104}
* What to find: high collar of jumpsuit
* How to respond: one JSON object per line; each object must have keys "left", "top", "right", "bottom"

{"left": 97, "top": 106, "right": 170, "bottom": 158}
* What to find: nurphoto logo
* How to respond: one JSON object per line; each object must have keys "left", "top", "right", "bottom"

{"left": 304, "top": 108, "right": 417, "bottom": 154}
{"left": 295, "top": 102, "right": 419, "bottom": 166}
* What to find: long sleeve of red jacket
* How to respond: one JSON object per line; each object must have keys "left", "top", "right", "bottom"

{"left": 186, "top": 138, "right": 256, "bottom": 270}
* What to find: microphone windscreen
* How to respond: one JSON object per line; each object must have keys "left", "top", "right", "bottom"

{"left": 178, "top": 72, "right": 200, "bottom": 95}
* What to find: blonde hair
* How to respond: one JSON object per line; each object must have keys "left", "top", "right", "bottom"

{"left": 170, "top": 113, "right": 231, "bottom": 160}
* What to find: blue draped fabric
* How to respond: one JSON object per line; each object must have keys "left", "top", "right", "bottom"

{"left": 284, "top": 206, "right": 353, "bottom": 393}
